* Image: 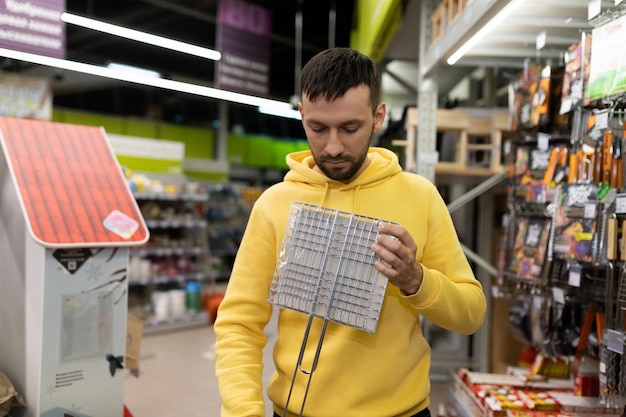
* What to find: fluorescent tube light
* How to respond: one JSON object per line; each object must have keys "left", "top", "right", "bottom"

{"left": 258, "top": 104, "right": 301, "bottom": 120}
{"left": 61, "top": 12, "right": 221, "bottom": 61}
{"left": 106, "top": 62, "right": 161, "bottom": 78}
{"left": 0, "top": 47, "right": 292, "bottom": 110}
{"left": 447, "top": 0, "right": 528, "bottom": 65}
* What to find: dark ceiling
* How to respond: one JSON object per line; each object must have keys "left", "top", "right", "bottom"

{"left": 4, "top": 0, "right": 592, "bottom": 139}
{"left": 12, "top": 0, "right": 360, "bottom": 138}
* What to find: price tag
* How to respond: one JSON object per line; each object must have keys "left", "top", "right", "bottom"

{"left": 504, "top": 140, "right": 512, "bottom": 156}
{"left": 588, "top": 0, "right": 601, "bottom": 19}
{"left": 595, "top": 109, "right": 609, "bottom": 129}
{"left": 502, "top": 213, "right": 511, "bottom": 228}
{"left": 491, "top": 285, "right": 500, "bottom": 298}
{"left": 537, "top": 132, "right": 550, "bottom": 151}
{"left": 552, "top": 286, "right": 565, "bottom": 304}
{"left": 616, "top": 194, "right": 626, "bottom": 213}
{"left": 568, "top": 263, "right": 582, "bottom": 287}
{"left": 584, "top": 202, "right": 597, "bottom": 218}
{"left": 607, "top": 329, "right": 625, "bottom": 354}
{"left": 536, "top": 31, "right": 547, "bottom": 50}
{"left": 560, "top": 99, "right": 572, "bottom": 114}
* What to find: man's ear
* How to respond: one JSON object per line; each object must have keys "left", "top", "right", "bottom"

{"left": 373, "top": 102, "right": 387, "bottom": 133}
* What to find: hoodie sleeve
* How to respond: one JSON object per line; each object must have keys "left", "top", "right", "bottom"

{"left": 213, "top": 203, "right": 277, "bottom": 417}
{"left": 405, "top": 184, "right": 487, "bottom": 335}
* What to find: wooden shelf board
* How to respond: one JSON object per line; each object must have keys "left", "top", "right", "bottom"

{"left": 466, "top": 144, "right": 496, "bottom": 151}
{"left": 435, "top": 163, "right": 504, "bottom": 176}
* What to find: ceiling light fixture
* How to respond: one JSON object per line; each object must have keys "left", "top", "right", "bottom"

{"left": 447, "top": 0, "right": 528, "bottom": 65}
{"left": 61, "top": 12, "right": 221, "bottom": 61}
{"left": 0, "top": 47, "right": 295, "bottom": 111}
{"left": 106, "top": 62, "right": 161, "bottom": 78}
{"left": 258, "top": 104, "right": 301, "bottom": 120}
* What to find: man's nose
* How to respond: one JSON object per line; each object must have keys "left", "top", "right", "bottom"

{"left": 325, "top": 129, "right": 344, "bottom": 157}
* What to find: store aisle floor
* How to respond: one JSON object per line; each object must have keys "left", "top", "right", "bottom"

{"left": 124, "top": 307, "right": 279, "bottom": 417}
{"left": 124, "top": 311, "right": 452, "bottom": 417}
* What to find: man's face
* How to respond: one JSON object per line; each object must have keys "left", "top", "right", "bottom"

{"left": 298, "top": 85, "right": 386, "bottom": 182}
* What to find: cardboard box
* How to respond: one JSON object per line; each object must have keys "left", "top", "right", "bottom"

{"left": 126, "top": 315, "right": 145, "bottom": 373}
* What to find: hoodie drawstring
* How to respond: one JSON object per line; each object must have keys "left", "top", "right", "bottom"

{"left": 320, "top": 182, "right": 330, "bottom": 208}
{"left": 352, "top": 185, "right": 361, "bottom": 213}
{"left": 319, "top": 182, "right": 362, "bottom": 213}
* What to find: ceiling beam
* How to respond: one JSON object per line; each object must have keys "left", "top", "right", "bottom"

{"left": 382, "top": 65, "right": 418, "bottom": 95}
{"left": 481, "top": 32, "right": 582, "bottom": 46}
{"left": 464, "top": 46, "right": 563, "bottom": 59}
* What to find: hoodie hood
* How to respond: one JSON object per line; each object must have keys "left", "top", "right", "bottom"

{"left": 284, "top": 147, "right": 402, "bottom": 191}
{"left": 283, "top": 147, "right": 403, "bottom": 211}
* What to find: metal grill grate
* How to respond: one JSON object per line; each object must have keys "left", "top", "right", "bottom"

{"left": 269, "top": 202, "right": 397, "bottom": 333}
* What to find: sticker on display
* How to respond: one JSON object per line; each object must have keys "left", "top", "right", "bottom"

{"left": 103, "top": 210, "right": 139, "bottom": 239}
{"left": 53, "top": 248, "right": 93, "bottom": 274}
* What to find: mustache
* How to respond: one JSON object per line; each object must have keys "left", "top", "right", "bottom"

{"left": 319, "top": 155, "right": 352, "bottom": 163}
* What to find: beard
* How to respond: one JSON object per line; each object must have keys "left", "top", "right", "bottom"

{"left": 313, "top": 140, "right": 370, "bottom": 182}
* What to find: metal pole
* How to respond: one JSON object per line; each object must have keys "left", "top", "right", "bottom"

{"left": 294, "top": 0, "right": 303, "bottom": 97}
{"left": 328, "top": 0, "right": 336, "bottom": 48}
{"left": 446, "top": 169, "right": 508, "bottom": 214}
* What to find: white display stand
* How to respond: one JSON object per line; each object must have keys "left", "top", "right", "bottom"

{"left": 0, "top": 117, "right": 149, "bottom": 417}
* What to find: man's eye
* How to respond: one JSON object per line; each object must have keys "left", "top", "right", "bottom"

{"left": 343, "top": 127, "right": 358, "bottom": 133}
{"left": 311, "top": 126, "right": 326, "bottom": 133}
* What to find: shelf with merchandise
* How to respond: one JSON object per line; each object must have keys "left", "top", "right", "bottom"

{"left": 128, "top": 178, "right": 213, "bottom": 333}
{"left": 142, "top": 311, "right": 210, "bottom": 335}
{"left": 396, "top": 107, "right": 514, "bottom": 179}
{"left": 128, "top": 269, "right": 206, "bottom": 286}
{"left": 204, "top": 182, "right": 256, "bottom": 281}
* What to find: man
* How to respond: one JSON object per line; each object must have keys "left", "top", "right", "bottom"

{"left": 214, "top": 47, "right": 486, "bottom": 417}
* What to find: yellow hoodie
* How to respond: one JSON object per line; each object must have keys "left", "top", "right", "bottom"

{"left": 214, "top": 147, "right": 486, "bottom": 417}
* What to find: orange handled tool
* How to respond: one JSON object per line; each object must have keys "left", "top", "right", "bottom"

{"left": 568, "top": 146, "right": 580, "bottom": 183}
{"left": 603, "top": 130, "right": 614, "bottom": 184}
{"left": 543, "top": 147, "right": 559, "bottom": 186}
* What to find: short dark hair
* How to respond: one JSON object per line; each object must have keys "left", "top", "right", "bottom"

{"left": 299, "top": 47, "right": 381, "bottom": 110}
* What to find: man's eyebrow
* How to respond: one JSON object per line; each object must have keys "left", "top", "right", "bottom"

{"left": 305, "top": 118, "right": 364, "bottom": 125}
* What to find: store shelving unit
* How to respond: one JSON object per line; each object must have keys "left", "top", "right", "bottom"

{"left": 419, "top": 0, "right": 626, "bottom": 413}
{"left": 414, "top": 0, "right": 592, "bottom": 381}
{"left": 128, "top": 190, "right": 211, "bottom": 333}
{"left": 395, "top": 106, "right": 512, "bottom": 178}
{"left": 205, "top": 183, "right": 250, "bottom": 283}
{"left": 448, "top": 370, "right": 487, "bottom": 417}
{"left": 124, "top": 181, "right": 256, "bottom": 334}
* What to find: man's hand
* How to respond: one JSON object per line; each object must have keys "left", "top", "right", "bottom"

{"left": 372, "top": 223, "right": 423, "bottom": 295}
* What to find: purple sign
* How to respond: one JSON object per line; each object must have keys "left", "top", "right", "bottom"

{"left": 0, "top": 0, "right": 66, "bottom": 59}
{"left": 218, "top": 0, "right": 271, "bottom": 37}
{"left": 216, "top": 0, "right": 271, "bottom": 96}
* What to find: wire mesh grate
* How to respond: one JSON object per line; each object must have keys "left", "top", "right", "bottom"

{"left": 268, "top": 202, "right": 398, "bottom": 333}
